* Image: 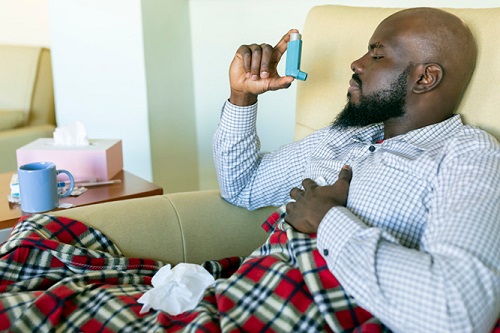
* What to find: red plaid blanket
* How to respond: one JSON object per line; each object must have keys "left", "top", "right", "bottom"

{"left": 167, "top": 219, "right": 380, "bottom": 333}
{"left": 1, "top": 214, "right": 499, "bottom": 332}
{"left": 0, "top": 214, "right": 166, "bottom": 332}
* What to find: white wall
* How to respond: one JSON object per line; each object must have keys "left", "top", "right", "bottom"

{"left": 49, "top": 0, "right": 153, "bottom": 181}
{"left": 0, "top": 0, "right": 50, "bottom": 46}
{"left": 189, "top": 0, "right": 500, "bottom": 190}
{"left": 141, "top": 0, "right": 199, "bottom": 193}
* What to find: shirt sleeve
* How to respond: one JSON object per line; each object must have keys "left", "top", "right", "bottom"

{"left": 213, "top": 100, "right": 329, "bottom": 210}
{"left": 317, "top": 134, "right": 500, "bottom": 332}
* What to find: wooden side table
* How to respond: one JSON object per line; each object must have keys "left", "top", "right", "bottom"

{"left": 0, "top": 170, "right": 163, "bottom": 230}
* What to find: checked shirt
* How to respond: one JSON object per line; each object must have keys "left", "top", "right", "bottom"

{"left": 213, "top": 101, "right": 500, "bottom": 333}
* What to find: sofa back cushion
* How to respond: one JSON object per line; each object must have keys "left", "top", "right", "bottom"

{"left": 296, "top": 6, "right": 500, "bottom": 141}
{"left": 0, "top": 45, "right": 55, "bottom": 127}
{"left": 0, "top": 110, "right": 25, "bottom": 131}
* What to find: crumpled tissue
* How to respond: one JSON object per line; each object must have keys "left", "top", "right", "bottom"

{"left": 138, "top": 263, "right": 215, "bottom": 316}
{"left": 53, "top": 121, "right": 89, "bottom": 146}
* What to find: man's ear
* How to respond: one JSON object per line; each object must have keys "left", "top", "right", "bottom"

{"left": 412, "top": 63, "right": 443, "bottom": 94}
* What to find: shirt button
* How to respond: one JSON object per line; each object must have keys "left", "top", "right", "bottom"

{"left": 323, "top": 249, "right": 329, "bottom": 256}
{"left": 369, "top": 145, "right": 376, "bottom": 152}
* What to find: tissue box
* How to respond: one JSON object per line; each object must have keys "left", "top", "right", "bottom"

{"left": 16, "top": 138, "right": 123, "bottom": 181}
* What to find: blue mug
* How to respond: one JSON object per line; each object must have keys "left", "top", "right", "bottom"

{"left": 18, "top": 162, "right": 75, "bottom": 213}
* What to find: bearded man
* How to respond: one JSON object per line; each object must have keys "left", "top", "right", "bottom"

{"left": 214, "top": 7, "right": 500, "bottom": 332}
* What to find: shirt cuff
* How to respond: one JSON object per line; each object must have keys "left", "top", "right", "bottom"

{"left": 219, "top": 100, "right": 258, "bottom": 133}
{"left": 317, "top": 206, "right": 368, "bottom": 269}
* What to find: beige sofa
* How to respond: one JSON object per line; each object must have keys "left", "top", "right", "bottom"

{"left": 0, "top": 46, "right": 56, "bottom": 173}
{"left": 53, "top": 5, "right": 500, "bottom": 265}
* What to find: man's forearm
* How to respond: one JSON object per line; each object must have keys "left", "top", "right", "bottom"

{"left": 213, "top": 101, "right": 261, "bottom": 207}
{"left": 213, "top": 101, "right": 327, "bottom": 210}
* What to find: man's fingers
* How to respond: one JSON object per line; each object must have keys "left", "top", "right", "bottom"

{"left": 236, "top": 45, "right": 251, "bottom": 74}
{"left": 249, "top": 44, "right": 263, "bottom": 79}
{"left": 230, "top": 29, "right": 299, "bottom": 98}
{"left": 269, "top": 76, "right": 295, "bottom": 91}
{"left": 302, "top": 178, "right": 317, "bottom": 190}
{"left": 273, "top": 29, "right": 299, "bottom": 61}
{"left": 289, "top": 187, "right": 303, "bottom": 200}
{"left": 240, "top": 43, "right": 281, "bottom": 80}
{"left": 338, "top": 165, "right": 352, "bottom": 183}
{"left": 259, "top": 44, "right": 273, "bottom": 78}
{"left": 236, "top": 29, "right": 300, "bottom": 81}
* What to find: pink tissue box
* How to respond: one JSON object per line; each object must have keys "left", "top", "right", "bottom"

{"left": 16, "top": 138, "right": 123, "bottom": 181}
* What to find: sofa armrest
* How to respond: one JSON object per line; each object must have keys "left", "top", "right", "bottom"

{"left": 0, "top": 124, "right": 56, "bottom": 172}
{"left": 51, "top": 190, "right": 275, "bottom": 265}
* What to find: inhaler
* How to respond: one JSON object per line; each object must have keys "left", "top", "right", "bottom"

{"left": 285, "top": 32, "right": 308, "bottom": 81}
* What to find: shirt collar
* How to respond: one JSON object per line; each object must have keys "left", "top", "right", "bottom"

{"left": 350, "top": 123, "right": 384, "bottom": 143}
{"left": 343, "top": 114, "right": 464, "bottom": 149}
{"left": 387, "top": 114, "right": 464, "bottom": 150}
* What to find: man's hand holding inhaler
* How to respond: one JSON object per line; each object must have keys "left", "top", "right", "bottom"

{"left": 229, "top": 29, "right": 302, "bottom": 107}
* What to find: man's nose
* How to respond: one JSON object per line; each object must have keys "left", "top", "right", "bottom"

{"left": 351, "top": 56, "right": 365, "bottom": 74}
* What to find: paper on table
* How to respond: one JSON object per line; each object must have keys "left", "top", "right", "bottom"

{"left": 138, "top": 263, "right": 215, "bottom": 316}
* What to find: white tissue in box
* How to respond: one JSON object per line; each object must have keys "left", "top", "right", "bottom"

{"left": 16, "top": 138, "right": 123, "bottom": 181}
{"left": 53, "top": 121, "right": 89, "bottom": 146}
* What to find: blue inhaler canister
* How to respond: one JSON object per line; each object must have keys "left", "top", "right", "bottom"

{"left": 285, "top": 32, "right": 307, "bottom": 81}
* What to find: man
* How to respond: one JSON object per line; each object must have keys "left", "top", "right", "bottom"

{"left": 214, "top": 7, "right": 500, "bottom": 332}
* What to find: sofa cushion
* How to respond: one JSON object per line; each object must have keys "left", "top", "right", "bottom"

{"left": 0, "top": 46, "right": 42, "bottom": 124}
{"left": 0, "top": 109, "right": 25, "bottom": 130}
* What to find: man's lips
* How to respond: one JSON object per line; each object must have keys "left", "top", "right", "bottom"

{"left": 348, "top": 78, "right": 361, "bottom": 94}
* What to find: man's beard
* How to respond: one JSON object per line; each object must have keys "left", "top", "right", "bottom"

{"left": 332, "top": 64, "right": 413, "bottom": 129}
